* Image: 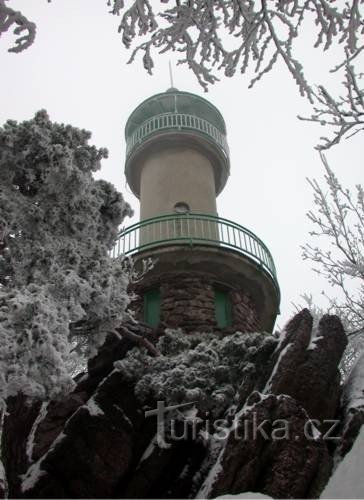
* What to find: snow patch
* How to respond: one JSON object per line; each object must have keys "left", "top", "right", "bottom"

{"left": 21, "top": 461, "right": 46, "bottom": 492}
{"left": 26, "top": 402, "right": 48, "bottom": 461}
{"left": 320, "top": 427, "right": 364, "bottom": 499}
{"left": 85, "top": 397, "right": 104, "bottom": 417}
{"left": 307, "top": 335, "right": 324, "bottom": 351}
{"left": 113, "top": 404, "right": 132, "bottom": 426}
{"left": 178, "top": 463, "right": 190, "bottom": 481}
{"left": 273, "top": 326, "right": 289, "bottom": 353}
{"left": 182, "top": 404, "right": 201, "bottom": 423}
{"left": 21, "top": 432, "right": 67, "bottom": 492}
{"left": 197, "top": 444, "right": 224, "bottom": 499}
{"left": 215, "top": 493, "right": 273, "bottom": 499}
{"left": 0, "top": 459, "right": 5, "bottom": 482}
{"left": 307, "top": 323, "right": 323, "bottom": 351}
{"left": 138, "top": 435, "right": 158, "bottom": 464}
{"left": 342, "top": 352, "right": 364, "bottom": 411}
{"left": 263, "top": 344, "right": 292, "bottom": 393}
{"left": 0, "top": 458, "right": 8, "bottom": 497}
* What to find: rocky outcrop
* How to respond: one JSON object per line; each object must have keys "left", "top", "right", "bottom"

{"left": 203, "top": 392, "right": 332, "bottom": 499}
{"left": 262, "top": 310, "right": 347, "bottom": 424}
{"left": 22, "top": 370, "right": 147, "bottom": 499}
{"left": 1, "top": 310, "right": 362, "bottom": 499}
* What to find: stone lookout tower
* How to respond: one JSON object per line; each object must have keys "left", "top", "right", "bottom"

{"left": 112, "top": 88, "right": 280, "bottom": 332}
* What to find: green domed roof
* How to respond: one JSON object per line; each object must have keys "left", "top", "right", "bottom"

{"left": 125, "top": 88, "right": 227, "bottom": 140}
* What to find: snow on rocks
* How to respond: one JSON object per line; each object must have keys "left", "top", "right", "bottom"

{"left": 215, "top": 493, "right": 273, "bottom": 499}
{"left": 21, "top": 432, "right": 67, "bottom": 492}
{"left": 204, "top": 391, "right": 332, "bottom": 499}
{"left": 266, "top": 310, "right": 347, "bottom": 423}
{"left": 333, "top": 352, "right": 364, "bottom": 468}
{"left": 25, "top": 402, "right": 49, "bottom": 462}
{"left": 0, "top": 458, "right": 8, "bottom": 498}
{"left": 321, "top": 427, "right": 364, "bottom": 499}
{"left": 83, "top": 397, "right": 105, "bottom": 417}
{"left": 342, "top": 352, "right": 364, "bottom": 412}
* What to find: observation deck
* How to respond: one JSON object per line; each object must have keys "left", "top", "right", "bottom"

{"left": 124, "top": 89, "right": 230, "bottom": 198}
{"left": 111, "top": 213, "right": 277, "bottom": 288}
{"left": 111, "top": 213, "right": 280, "bottom": 330}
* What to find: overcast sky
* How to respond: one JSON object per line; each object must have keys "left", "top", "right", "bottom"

{"left": 1, "top": 0, "right": 362, "bottom": 328}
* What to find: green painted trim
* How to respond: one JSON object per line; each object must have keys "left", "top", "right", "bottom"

{"left": 111, "top": 213, "right": 280, "bottom": 302}
{"left": 214, "top": 289, "right": 233, "bottom": 328}
{"left": 125, "top": 90, "right": 227, "bottom": 138}
{"left": 125, "top": 112, "right": 229, "bottom": 161}
{"left": 144, "top": 289, "right": 161, "bottom": 327}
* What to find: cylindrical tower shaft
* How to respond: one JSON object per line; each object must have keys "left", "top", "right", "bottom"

{"left": 139, "top": 146, "right": 217, "bottom": 220}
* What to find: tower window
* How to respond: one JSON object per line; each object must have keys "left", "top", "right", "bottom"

{"left": 174, "top": 202, "right": 190, "bottom": 214}
{"left": 144, "top": 289, "right": 161, "bottom": 327}
{"left": 214, "top": 289, "right": 232, "bottom": 328}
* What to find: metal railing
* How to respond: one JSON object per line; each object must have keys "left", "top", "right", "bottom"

{"left": 126, "top": 112, "right": 229, "bottom": 159}
{"left": 111, "top": 213, "right": 278, "bottom": 288}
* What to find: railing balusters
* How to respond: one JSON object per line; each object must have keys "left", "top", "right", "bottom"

{"left": 125, "top": 111, "right": 231, "bottom": 159}
{"left": 111, "top": 214, "right": 277, "bottom": 288}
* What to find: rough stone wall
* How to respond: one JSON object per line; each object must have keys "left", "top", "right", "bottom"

{"left": 130, "top": 273, "right": 261, "bottom": 333}
{"left": 230, "top": 290, "right": 261, "bottom": 332}
{"left": 160, "top": 275, "right": 216, "bottom": 332}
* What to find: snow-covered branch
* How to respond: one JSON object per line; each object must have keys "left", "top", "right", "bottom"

{"left": 301, "top": 153, "right": 364, "bottom": 372}
{"left": 2, "top": 1, "right": 363, "bottom": 148}
{"left": 110, "top": 0, "right": 363, "bottom": 99}
{"left": 0, "top": 111, "right": 134, "bottom": 403}
{"left": 106, "top": 0, "right": 364, "bottom": 147}
{"left": 299, "top": 65, "right": 364, "bottom": 149}
{"left": 0, "top": 0, "right": 36, "bottom": 53}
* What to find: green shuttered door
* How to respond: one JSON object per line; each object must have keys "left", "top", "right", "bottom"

{"left": 144, "top": 289, "right": 161, "bottom": 327}
{"left": 215, "top": 289, "right": 232, "bottom": 328}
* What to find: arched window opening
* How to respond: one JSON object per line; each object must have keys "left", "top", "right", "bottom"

{"left": 174, "top": 201, "right": 190, "bottom": 214}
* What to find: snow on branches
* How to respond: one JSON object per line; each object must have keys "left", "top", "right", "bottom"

{"left": 109, "top": 1, "right": 363, "bottom": 96}
{"left": 299, "top": 66, "right": 364, "bottom": 150}
{"left": 0, "top": 111, "right": 133, "bottom": 403}
{"left": 302, "top": 153, "right": 364, "bottom": 371}
{"left": 0, "top": 0, "right": 37, "bottom": 53}
{"left": 1, "top": 1, "right": 363, "bottom": 148}
{"left": 115, "top": 328, "right": 276, "bottom": 418}
{"left": 106, "top": 0, "right": 364, "bottom": 148}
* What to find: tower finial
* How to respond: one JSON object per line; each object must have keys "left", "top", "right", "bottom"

{"left": 169, "top": 60, "right": 174, "bottom": 89}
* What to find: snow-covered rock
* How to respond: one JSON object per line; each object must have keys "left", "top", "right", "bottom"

{"left": 321, "top": 427, "right": 364, "bottom": 499}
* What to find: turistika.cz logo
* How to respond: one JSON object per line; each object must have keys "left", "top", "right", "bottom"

{"left": 145, "top": 400, "right": 340, "bottom": 448}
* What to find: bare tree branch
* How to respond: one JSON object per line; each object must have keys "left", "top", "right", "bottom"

{"left": 114, "top": 323, "right": 161, "bottom": 357}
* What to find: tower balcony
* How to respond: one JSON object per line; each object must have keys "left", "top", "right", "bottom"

{"left": 111, "top": 214, "right": 280, "bottom": 331}
{"left": 124, "top": 90, "right": 230, "bottom": 198}
{"left": 126, "top": 112, "right": 229, "bottom": 163}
